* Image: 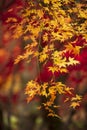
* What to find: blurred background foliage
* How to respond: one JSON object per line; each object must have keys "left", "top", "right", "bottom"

{"left": 0, "top": 0, "right": 87, "bottom": 130}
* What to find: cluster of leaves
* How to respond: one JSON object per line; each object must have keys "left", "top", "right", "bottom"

{"left": 6, "top": 0, "right": 87, "bottom": 117}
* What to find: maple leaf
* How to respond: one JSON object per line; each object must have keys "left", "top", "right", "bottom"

{"left": 70, "top": 94, "right": 82, "bottom": 109}
{"left": 48, "top": 66, "right": 58, "bottom": 74}
{"left": 25, "top": 80, "right": 41, "bottom": 102}
{"left": 43, "top": 33, "right": 49, "bottom": 42}
{"left": 39, "top": 53, "right": 48, "bottom": 63}
{"left": 71, "top": 94, "right": 82, "bottom": 101}
{"left": 39, "top": 45, "right": 49, "bottom": 63}
{"left": 65, "top": 44, "right": 81, "bottom": 55}
{"left": 56, "top": 82, "right": 65, "bottom": 94}
{"left": 51, "top": 51, "right": 67, "bottom": 68}
{"left": 40, "top": 82, "right": 48, "bottom": 97}
{"left": 67, "top": 57, "right": 79, "bottom": 66}
{"left": 70, "top": 102, "right": 80, "bottom": 109}
{"left": 64, "top": 87, "right": 74, "bottom": 94}
{"left": 48, "top": 86, "right": 56, "bottom": 95}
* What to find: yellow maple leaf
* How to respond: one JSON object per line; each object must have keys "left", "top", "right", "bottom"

{"left": 48, "top": 66, "right": 58, "bottom": 74}
{"left": 64, "top": 87, "right": 74, "bottom": 94}
{"left": 56, "top": 82, "right": 65, "bottom": 94}
{"left": 25, "top": 80, "right": 41, "bottom": 102}
{"left": 70, "top": 102, "right": 80, "bottom": 109}
{"left": 67, "top": 57, "right": 79, "bottom": 66}
{"left": 39, "top": 53, "right": 48, "bottom": 63}
{"left": 43, "top": 33, "right": 49, "bottom": 42}
{"left": 65, "top": 44, "right": 81, "bottom": 55}
{"left": 71, "top": 94, "right": 82, "bottom": 101}
{"left": 41, "top": 83, "right": 48, "bottom": 97}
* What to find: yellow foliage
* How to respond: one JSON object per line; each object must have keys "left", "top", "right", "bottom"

{"left": 70, "top": 102, "right": 80, "bottom": 109}
{"left": 48, "top": 66, "right": 59, "bottom": 74}
{"left": 25, "top": 80, "right": 41, "bottom": 102}
{"left": 70, "top": 94, "right": 82, "bottom": 108}
{"left": 71, "top": 94, "right": 82, "bottom": 101}
{"left": 65, "top": 44, "right": 82, "bottom": 55}
{"left": 6, "top": 0, "right": 87, "bottom": 117}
